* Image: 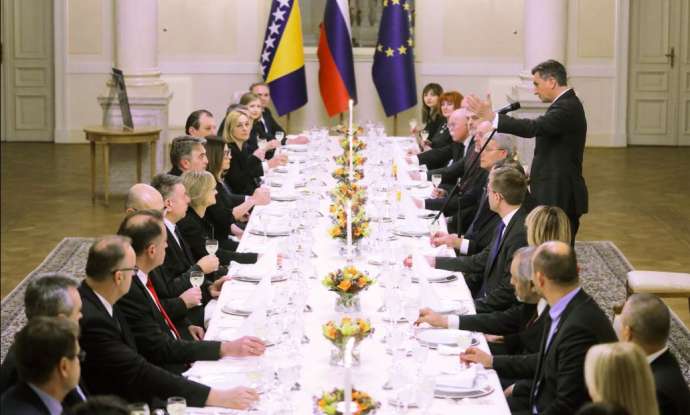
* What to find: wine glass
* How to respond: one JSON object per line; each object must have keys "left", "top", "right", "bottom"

{"left": 416, "top": 376, "right": 436, "bottom": 414}
{"left": 205, "top": 239, "right": 218, "bottom": 256}
{"left": 409, "top": 118, "right": 418, "bottom": 134}
{"left": 258, "top": 138, "right": 268, "bottom": 151}
{"left": 127, "top": 403, "right": 150, "bottom": 415}
{"left": 189, "top": 271, "right": 204, "bottom": 289}
{"left": 275, "top": 131, "right": 285, "bottom": 143}
{"left": 166, "top": 397, "right": 186, "bottom": 415}
{"left": 431, "top": 174, "right": 442, "bottom": 189}
{"left": 420, "top": 129, "right": 429, "bottom": 144}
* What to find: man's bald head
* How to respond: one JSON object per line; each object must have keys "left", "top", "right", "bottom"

{"left": 125, "top": 184, "right": 165, "bottom": 213}
{"left": 448, "top": 109, "right": 470, "bottom": 142}
{"left": 621, "top": 293, "right": 670, "bottom": 349}
{"left": 532, "top": 241, "right": 578, "bottom": 286}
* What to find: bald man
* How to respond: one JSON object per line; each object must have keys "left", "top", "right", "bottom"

{"left": 125, "top": 183, "right": 165, "bottom": 213}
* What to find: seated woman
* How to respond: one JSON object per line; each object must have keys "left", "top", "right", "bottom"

{"left": 413, "top": 83, "right": 444, "bottom": 149}
{"left": 222, "top": 109, "right": 285, "bottom": 195}
{"left": 238, "top": 92, "right": 280, "bottom": 156}
{"left": 177, "top": 170, "right": 258, "bottom": 265}
{"left": 203, "top": 135, "right": 269, "bottom": 242}
{"left": 416, "top": 90, "right": 465, "bottom": 170}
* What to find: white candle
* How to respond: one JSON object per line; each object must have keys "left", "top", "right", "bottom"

{"left": 348, "top": 99, "right": 354, "bottom": 135}
{"left": 348, "top": 136, "right": 354, "bottom": 182}
{"left": 346, "top": 200, "right": 353, "bottom": 251}
{"left": 343, "top": 337, "right": 356, "bottom": 415}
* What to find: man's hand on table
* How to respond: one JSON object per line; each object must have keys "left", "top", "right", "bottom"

{"left": 430, "top": 231, "right": 461, "bottom": 249}
{"left": 460, "top": 346, "right": 493, "bottom": 368}
{"left": 416, "top": 307, "right": 448, "bottom": 328}
{"left": 251, "top": 187, "right": 271, "bottom": 205}
{"left": 208, "top": 275, "right": 231, "bottom": 298}
{"left": 221, "top": 336, "right": 266, "bottom": 357}
{"left": 197, "top": 255, "right": 220, "bottom": 274}
{"left": 402, "top": 255, "right": 435, "bottom": 268}
{"left": 188, "top": 325, "right": 205, "bottom": 340}
{"left": 207, "top": 386, "right": 260, "bottom": 410}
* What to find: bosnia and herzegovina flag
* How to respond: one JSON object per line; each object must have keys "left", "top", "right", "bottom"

{"left": 317, "top": 0, "right": 357, "bottom": 117}
{"left": 372, "top": 0, "right": 417, "bottom": 117}
{"left": 260, "top": 0, "right": 308, "bottom": 116}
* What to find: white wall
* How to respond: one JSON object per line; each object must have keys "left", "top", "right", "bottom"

{"left": 55, "top": 0, "right": 625, "bottom": 147}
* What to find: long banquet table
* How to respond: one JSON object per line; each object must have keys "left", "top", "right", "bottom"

{"left": 185, "top": 134, "right": 511, "bottom": 414}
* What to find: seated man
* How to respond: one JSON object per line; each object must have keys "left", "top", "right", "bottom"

{"left": 617, "top": 293, "right": 690, "bottom": 415}
{"left": 1, "top": 317, "right": 81, "bottom": 415}
{"left": 125, "top": 182, "right": 218, "bottom": 331}
{"left": 116, "top": 210, "right": 265, "bottom": 374}
{"left": 168, "top": 136, "right": 209, "bottom": 177}
{"left": 412, "top": 166, "right": 531, "bottom": 314}
{"left": 1, "top": 274, "right": 87, "bottom": 408}
{"left": 502, "top": 241, "right": 616, "bottom": 414}
{"left": 250, "top": 82, "right": 308, "bottom": 145}
{"left": 418, "top": 246, "right": 547, "bottom": 357}
{"left": 77, "top": 235, "right": 258, "bottom": 409}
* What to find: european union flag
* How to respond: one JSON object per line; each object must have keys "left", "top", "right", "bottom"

{"left": 372, "top": 0, "right": 417, "bottom": 117}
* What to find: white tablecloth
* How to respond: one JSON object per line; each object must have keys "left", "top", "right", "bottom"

{"left": 187, "top": 136, "right": 511, "bottom": 414}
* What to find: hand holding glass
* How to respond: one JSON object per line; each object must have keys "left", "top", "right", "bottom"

{"left": 205, "top": 239, "right": 219, "bottom": 256}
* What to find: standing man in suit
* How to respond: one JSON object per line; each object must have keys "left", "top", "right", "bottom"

{"left": 116, "top": 209, "right": 265, "bottom": 374}
{"left": 77, "top": 235, "right": 258, "bottom": 409}
{"left": 616, "top": 293, "right": 690, "bottom": 415}
{"left": 417, "top": 165, "right": 531, "bottom": 313}
{"left": 249, "top": 82, "right": 309, "bottom": 145}
{"left": 508, "top": 241, "right": 616, "bottom": 415}
{"left": 468, "top": 60, "right": 588, "bottom": 241}
{"left": 1, "top": 274, "right": 87, "bottom": 408}
{"left": 1, "top": 317, "right": 82, "bottom": 415}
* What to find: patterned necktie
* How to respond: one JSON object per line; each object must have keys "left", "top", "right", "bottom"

{"left": 145, "top": 278, "right": 181, "bottom": 340}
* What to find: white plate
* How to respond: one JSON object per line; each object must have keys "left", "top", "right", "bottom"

{"left": 283, "top": 144, "right": 308, "bottom": 152}
{"left": 232, "top": 274, "right": 287, "bottom": 283}
{"left": 267, "top": 179, "right": 306, "bottom": 188}
{"left": 398, "top": 209, "right": 437, "bottom": 220}
{"left": 435, "top": 382, "right": 493, "bottom": 399}
{"left": 429, "top": 300, "right": 464, "bottom": 314}
{"left": 394, "top": 226, "right": 429, "bottom": 237}
{"left": 270, "top": 192, "right": 298, "bottom": 202}
{"left": 415, "top": 329, "right": 476, "bottom": 348}
{"left": 248, "top": 228, "right": 291, "bottom": 237}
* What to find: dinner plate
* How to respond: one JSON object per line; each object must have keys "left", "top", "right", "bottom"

{"left": 394, "top": 226, "right": 429, "bottom": 238}
{"left": 232, "top": 274, "right": 288, "bottom": 283}
{"left": 283, "top": 144, "right": 308, "bottom": 152}
{"left": 266, "top": 178, "right": 306, "bottom": 188}
{"left": 270, "top": 192, "right": 298, "bottom": 202}
{"left": 415, "top": 329, "right": 478, "bottom": 349}
{"left": 411, "top": 272, "right": 456, "bottom": 283}
{"left": 434, "top": 383, "right": 494, "bottom": 399}
{"left": 398, "top": 209, "right": 437, "bottom": 220}
{"left": 248, "top": 228, "right": 291, "bottom": 237}
{"left": 428, "top": 300, "right": 464, "bottom": 314}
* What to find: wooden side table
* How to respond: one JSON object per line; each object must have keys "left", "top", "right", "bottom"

{"left": 84, "top": 126, "right": 162, "bottom": 206}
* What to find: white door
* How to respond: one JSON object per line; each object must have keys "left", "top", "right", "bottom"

{"left": 0, "top": 0, "right": 54, "bottom": 142}
{"left": 628, "top": 0, "right": 688, "bottom": 145}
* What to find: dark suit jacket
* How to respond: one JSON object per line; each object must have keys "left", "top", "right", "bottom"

{"left": 436, "top": 204, "right": 529, "bottom": 314}
{"left": 424, "top": 115, "right": 444, "bottom": 142}
{"left": 462, "top": 189, "right": 499, "bottom": 256}
{"left": 419, "top": 140, "right": 464, "bottom": 176}
{"left": 429, "top": 123, "right": 451, "bottom": 149}
{"left": 508, "top": 289, "right": 617, "bottom": 415}
{"left": 261, "top": 108, "right": 285, "bottom": 142}
{"left": 117, "top": 275, "right": 221, "bottom": 375}
{"left": 224, "top": 142, "right": 263, "bottom": 196}
{"left": 177, "top": 208, "right": 257, "bottom": 266}
{"left": 204, "top": 180, "right": 243, "bottom": 246}
{"left": 651, "top": 349, "right": 690, "bottom": 415}
{"left": 0, "top": 382, "right": 52, "bottom": 415}
{"left": 0, "top": 344, "right": 88, "bottom": 408}
{"left": 497, "top": 89, "right": 588, "bottom": 217}
{"left": 77, "top": 282, "right": 210, "bottom": 407}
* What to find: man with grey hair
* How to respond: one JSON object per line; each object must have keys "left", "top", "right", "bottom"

{"left": 1, "top": 274, "right": 87, "bottom": 406}
{"left": 617, "top": 294, "right": 690, "bottom": 415}
{"left": 168, "top": 136, "right": 208, "bottom": 176}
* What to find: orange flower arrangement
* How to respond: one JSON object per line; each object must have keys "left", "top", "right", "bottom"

{"left": 322, "top": 266, "right": 375, "bottom": 300}
{"left": 315, "top": 387, "right": 380, "bottom": 415}
{"left": 332, "top": 167, "right": 364, "bottom": 183}
{"left": 328, "top": 202, "right": 369, "bottom": 242}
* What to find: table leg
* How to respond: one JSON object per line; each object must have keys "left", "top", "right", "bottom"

{"left": 103, "top": 143, "right": 110, "bottom": 207}
{"left": 90, "top": 139, "right": 96, "bottom": 204}
{"left": 150, "top": 140, "right": 157, "bottom": 178}
{"left": 136, "top": 143, "right": 143, "bottom": 182}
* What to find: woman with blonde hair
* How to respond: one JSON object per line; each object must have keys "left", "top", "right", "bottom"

{"left": 177, "top": 170, "right": 257, "bottom": 265}
{"left": 238, "top": 92, "right": 280, "bottom": 155}
{"left": 525, "top": 205, "right": 572, "bottom": 246}
{"left": 222, "top": 109, "right": 284, "bottom": 195}
{"left": 584, "top": 342, "right": 659, "bottom": 415}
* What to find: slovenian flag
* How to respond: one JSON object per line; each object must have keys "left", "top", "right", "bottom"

{"left": 317, "top": 0, "right": 357, "bottom": 117}
{"left": 260, "top": 0, "right": 308, "bottom": 116}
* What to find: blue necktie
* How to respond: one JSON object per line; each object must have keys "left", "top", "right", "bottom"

{"left": 478, "top": 221, "right": 506, "bottom": 298}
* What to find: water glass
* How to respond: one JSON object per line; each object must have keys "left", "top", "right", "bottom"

{"left": 128, "top": 403, "right": 150, "bottom": 415}
{"left": 166, "top": 397, "right": 186, "bottom": 415}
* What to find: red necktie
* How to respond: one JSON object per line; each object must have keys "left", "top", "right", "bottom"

{"left": 145, "top": 278, "right": 182, "bottom": 340}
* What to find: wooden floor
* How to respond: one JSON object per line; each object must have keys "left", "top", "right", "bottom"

{"left": 1, "top": 143, "right": 689, "bottom": 326}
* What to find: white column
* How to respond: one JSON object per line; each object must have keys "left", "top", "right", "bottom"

{"left": 98, "top": 0, "right": 172, "bottom": 172}
{"left": 510, "top": 0, "right": 568, "bottom": 169}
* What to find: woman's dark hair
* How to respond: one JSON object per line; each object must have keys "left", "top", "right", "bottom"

{"left": 204, "top": 135, "right": 227, "bottom": 180}
{"left": 421, "top": 83, "right": 443, "bottom": 124}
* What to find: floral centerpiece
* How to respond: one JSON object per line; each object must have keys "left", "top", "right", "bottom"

{"left": 328, "top": 203, "right": 370, "bottom": 242}
{"left": 339, "top": 135, "right": 367, "bottom": 152}
{"left": 322, "top": 266, "right": 375, "bottom": 312}
{"left": 332, "top": 167, "right": 364, "bottom": 183}
{"left": 322, "top": 316, "right": 373, "bottom": 365}
{"left": 334, "top": 151, "right": 367, "bottom": 167}
{"left": 330, "top": 182, "right": 367, "bottom": 205}
{"left": 333, "top": 124, "right": 365, "bottom": 137}
{"left": 315, "top": 388, "right": 380, "bottom": 415}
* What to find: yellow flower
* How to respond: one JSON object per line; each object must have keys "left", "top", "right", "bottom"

{"left": 338, "top": 279, "right": 352, "bottom": 291}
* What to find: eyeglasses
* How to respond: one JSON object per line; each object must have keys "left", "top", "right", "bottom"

{"left": 70, "top": 349, "right": 86, "bottom": 363}
{"left": 111, "top": 265, "right": 139, "bottom": 275}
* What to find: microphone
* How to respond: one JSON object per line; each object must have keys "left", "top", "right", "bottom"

{"left": 496, "top": 101, "right": 521, "bottom": 114}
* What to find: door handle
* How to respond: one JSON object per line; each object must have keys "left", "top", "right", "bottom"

{"left": 665, "top": 47, "right": 675, "bottom": 68}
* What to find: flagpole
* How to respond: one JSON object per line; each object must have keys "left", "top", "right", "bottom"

{"left": 286, "top": 113, "right": 291, "bottom": 133}
{"left": 393, "top": 114, "right": 398, "bottom": 136}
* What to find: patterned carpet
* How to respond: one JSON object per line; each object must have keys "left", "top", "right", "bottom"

{"left": 2, "top": 238, "right": 689, "bottom": 384}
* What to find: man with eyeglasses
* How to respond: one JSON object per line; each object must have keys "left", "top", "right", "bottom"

{"left": 77, "top": 236, "right": 259, "bottom": 410}
{"left": 1, "top": 274, "right": 88, "bottom": 409}
{"left": 1, "top": 317, "right": 83, "bottom": 415}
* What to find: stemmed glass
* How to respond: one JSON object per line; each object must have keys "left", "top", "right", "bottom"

{"left": 416, "top": 376, "right": 436, "bottom": 414}
{"left": 431, "top": 174, "right": 442, "bottom": 190}
{"left": 205, "top": 239, "right": 218, "bottom": 256}
{"left": 420, "top": 129, "right": 429, "bottom": 144}
{"left": 189, "top": 271, "right": 204, "bottom": 290}
{"left": 409, "top": 118, "right": 418, "bottom": 135}
{"left": 275, "top": 131, "right": 285, "bottom": 143}
{"left": 166, "top": 397, "right": 186, "bottom": 415}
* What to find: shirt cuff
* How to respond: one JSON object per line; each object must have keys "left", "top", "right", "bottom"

{"left": 447, "top": 315, "right": 460, "bottom": 329}
{"left": 459, "top": 238, "right": 470, "bottom": 255}
{"left": 262, "top": 161, "right": 268, "bottom": 171}
{"left": 492, "top": 113, "right": 499, "bottom": 129}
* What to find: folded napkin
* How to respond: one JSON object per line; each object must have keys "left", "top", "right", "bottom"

{"left": 412, "top": 252, "right": 453, "bottom": 281}
{"left": 230, "top": 245, "right": 278, "bottom": 278}
{"left": 412, "top": 254, "right": 442, "bottom": 309}
{"left": 436, "top": 366, "right": 478, "bottom": 389}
